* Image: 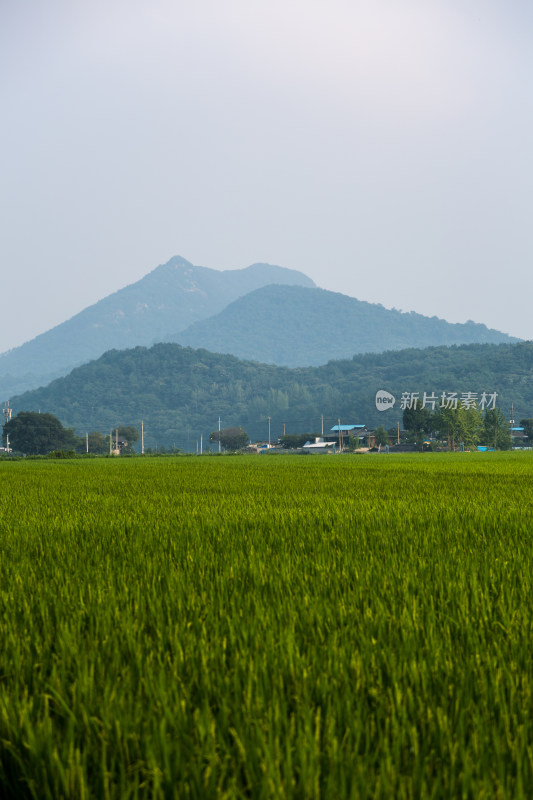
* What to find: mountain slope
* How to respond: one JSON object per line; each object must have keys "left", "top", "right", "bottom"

{"left": 9, "top": 340, "right": 533, "bottom": 451}
{"left": 0, "top": 256, "right": 315, "bottom": 399}
{"left": 174, "top": 284, "right": 519, "bottom": 366}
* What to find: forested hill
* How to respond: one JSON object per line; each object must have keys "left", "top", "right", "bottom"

{"left": 0, "top": 256, "right": 315, "bottom": 399}
{"left": 174, "top": 285, "right": 518, "bottom": 366}
{"left": 9, "top": 340, "right": 533, "bottom": 451}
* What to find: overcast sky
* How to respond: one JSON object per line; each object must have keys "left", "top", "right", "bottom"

{"left": 1, "top": 0, "right": 532, "bottom": 352}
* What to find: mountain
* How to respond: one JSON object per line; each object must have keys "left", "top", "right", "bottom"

{"left": 173, "top": 285, "right": 519, "bottom": 366}
{"left": 9, "top": 340, "right": 533, "bottom": 451}
{"left": 1, "top": 254, "right": 519, "bottom": 402}
{"left": 0, "top": 256, "right": 315, "bottom": 400}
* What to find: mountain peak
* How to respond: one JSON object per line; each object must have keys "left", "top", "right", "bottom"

{"left": 152, "top": 255, "right": 195, "bottom": 273}
{"left": 0, "top": 256, "right": 316, "bottom": 399}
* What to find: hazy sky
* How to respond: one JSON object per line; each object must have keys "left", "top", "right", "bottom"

{"left": 2, "top": 0, "right": 532, "bottom": 352}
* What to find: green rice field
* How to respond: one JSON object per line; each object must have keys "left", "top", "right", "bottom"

{"left": 0, "top": 452, "right": 532, "bottom": 798}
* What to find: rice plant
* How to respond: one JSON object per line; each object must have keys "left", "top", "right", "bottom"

{"left": 0, "top": 452, "right": 532, "bottom": 798}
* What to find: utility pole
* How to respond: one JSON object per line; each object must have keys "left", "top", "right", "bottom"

{"left": 109, "top": 432, "right": 112, "bottom": 455}
{"left": 268, "top": 416, "right": 271, "bottom": 446}
{"left": 321, "top": 414, "right": 324, "bottom": 437}
{"left": 116, "top": 428, "right": 119, "bottom": 454}
{"left": 141, "top": 420, "right": 144, "bottom": 454}
{"left": 397, "top": 421, "right": 400, "bottom": 445}
{"left": 86, "top": 432, "right": 88, "bottom": 453}
{"left": 338, "top": 418, "right": 342, "bottom": 453}
{"left": 3, "top": 403, "right": 12, "bottom": 452}
{"left": 218, "top": 416, "right": 221, "bottom": 453}
{"left": 200, "top": 433, "right": 203, "bottom": 455}
{"left": 283, "top": 422, "right": 286, "bottom": 437}
{"left": 3, "top": 402, "right": 12, "bottom": 425}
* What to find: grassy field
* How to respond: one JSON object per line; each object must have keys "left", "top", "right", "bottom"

{"left": 0, "top": 452, "right": 532, "bottom": 798}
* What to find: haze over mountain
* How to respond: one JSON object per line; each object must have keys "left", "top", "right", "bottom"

{"left": 174, "top": 285, "right": 518, "bottom": 367}
{"left": 0, "top": 256, "right": 314, "bottom": 399}
{"left": 0, "top": 254, "right": 521, "bottom": 404}
{"left": 10, "top": 340, "right": 533, "bottom": 451}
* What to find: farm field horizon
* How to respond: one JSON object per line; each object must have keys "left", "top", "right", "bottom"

{"left": 1, "top": 452, "right": 532, "bottom": 798}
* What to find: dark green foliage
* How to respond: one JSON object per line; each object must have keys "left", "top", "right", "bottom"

{"left": 87, "top": 430, "right": 110, "bottom": 454}
{"left": 431, "top": 407, "right": 484, "bottom": 449}
{"left": 402, "top": 405, "right": 433, "bottom": 442}
{"left": 279, "top": 432, "right": 320, "bottom": 449}
{"left": 116, "top": 425, "right": 139, "bottom": 453}
{"left": 9, "top": 340, "right": 533, "bottom": 451}
{"left": 520, "top": 418, "right": 533, "bottom": 442}
{"left": 117, "top": 425, "right": 139, "bottom": 444}
{"left": 484, "top": 408, "right": 512, "bottom": 450}
{"left": 373, "top": 425, "right": 389, "bottom": 447}
{"left": 209, "top": 426, "right": 249, "bottom": 451}
{"left": 3, "top": 411, "right": 79, "bottom": 455}
{"left": 347, "top": 434, "right": 361, "bottom": 450}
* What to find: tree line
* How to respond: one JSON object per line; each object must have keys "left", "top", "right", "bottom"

{"left": 2, "top": 412, "right": 139, "bottom": 455}
{"left": 3, "top": 409, "right": 523, "bottom": 456}
{"left": 398, "top": 405, "right": 513, "bottom": 450}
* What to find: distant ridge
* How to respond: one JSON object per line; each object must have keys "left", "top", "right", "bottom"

{"left": 0, "top": 256, "right": 315, "bottom": 399}
{"left": 174, "top": 284, "right": 519, "bottom": 366}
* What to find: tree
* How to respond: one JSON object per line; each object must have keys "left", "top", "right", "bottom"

{"left": 433, "top": 407, "right": 483, "bottom": 450}
{"left": 458, "top": 407, "right": 484, "bottom": 447}
{"left": 106, "top": 426, "right": 140, "bottom": 454}
{"left": 279, "top": 433, "right": 319, "bottom": 449}
{"left": 434, "top": 407, "right": 459, "bottom": 450}
{"left": 86, "top": 431, "right": 110, "bottom": 455}
{"left": 373, "top": 426, "right": 389, "bottom": 449}
{"left": 484, "top": 408, "right": 511, "bottom": 450}
{"left": 209, "top": 426, "right": 249, "bottom": 451}
{"left": 3, "top": 411, "right": 80, "bottom": 455}
{"left": 520, "top": 418, "right": 533, "bottom": 444}
{"left": 402, "top": 405, "right": 433, "bottom": 444}
{"left": 117, "top": 426, "right": 139, "bottom": 454}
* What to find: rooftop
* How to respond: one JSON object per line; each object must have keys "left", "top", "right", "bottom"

{"left": 330, "top": 424, "right": 365, "bottom": 432}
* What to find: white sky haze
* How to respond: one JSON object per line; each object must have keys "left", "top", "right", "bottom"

{"left": 1, "top": 0, "right": 532, "bottom": 350}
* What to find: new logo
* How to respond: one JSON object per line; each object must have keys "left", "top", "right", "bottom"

{"left": 375, "top": 390, "right": 396, "bottom": 411}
